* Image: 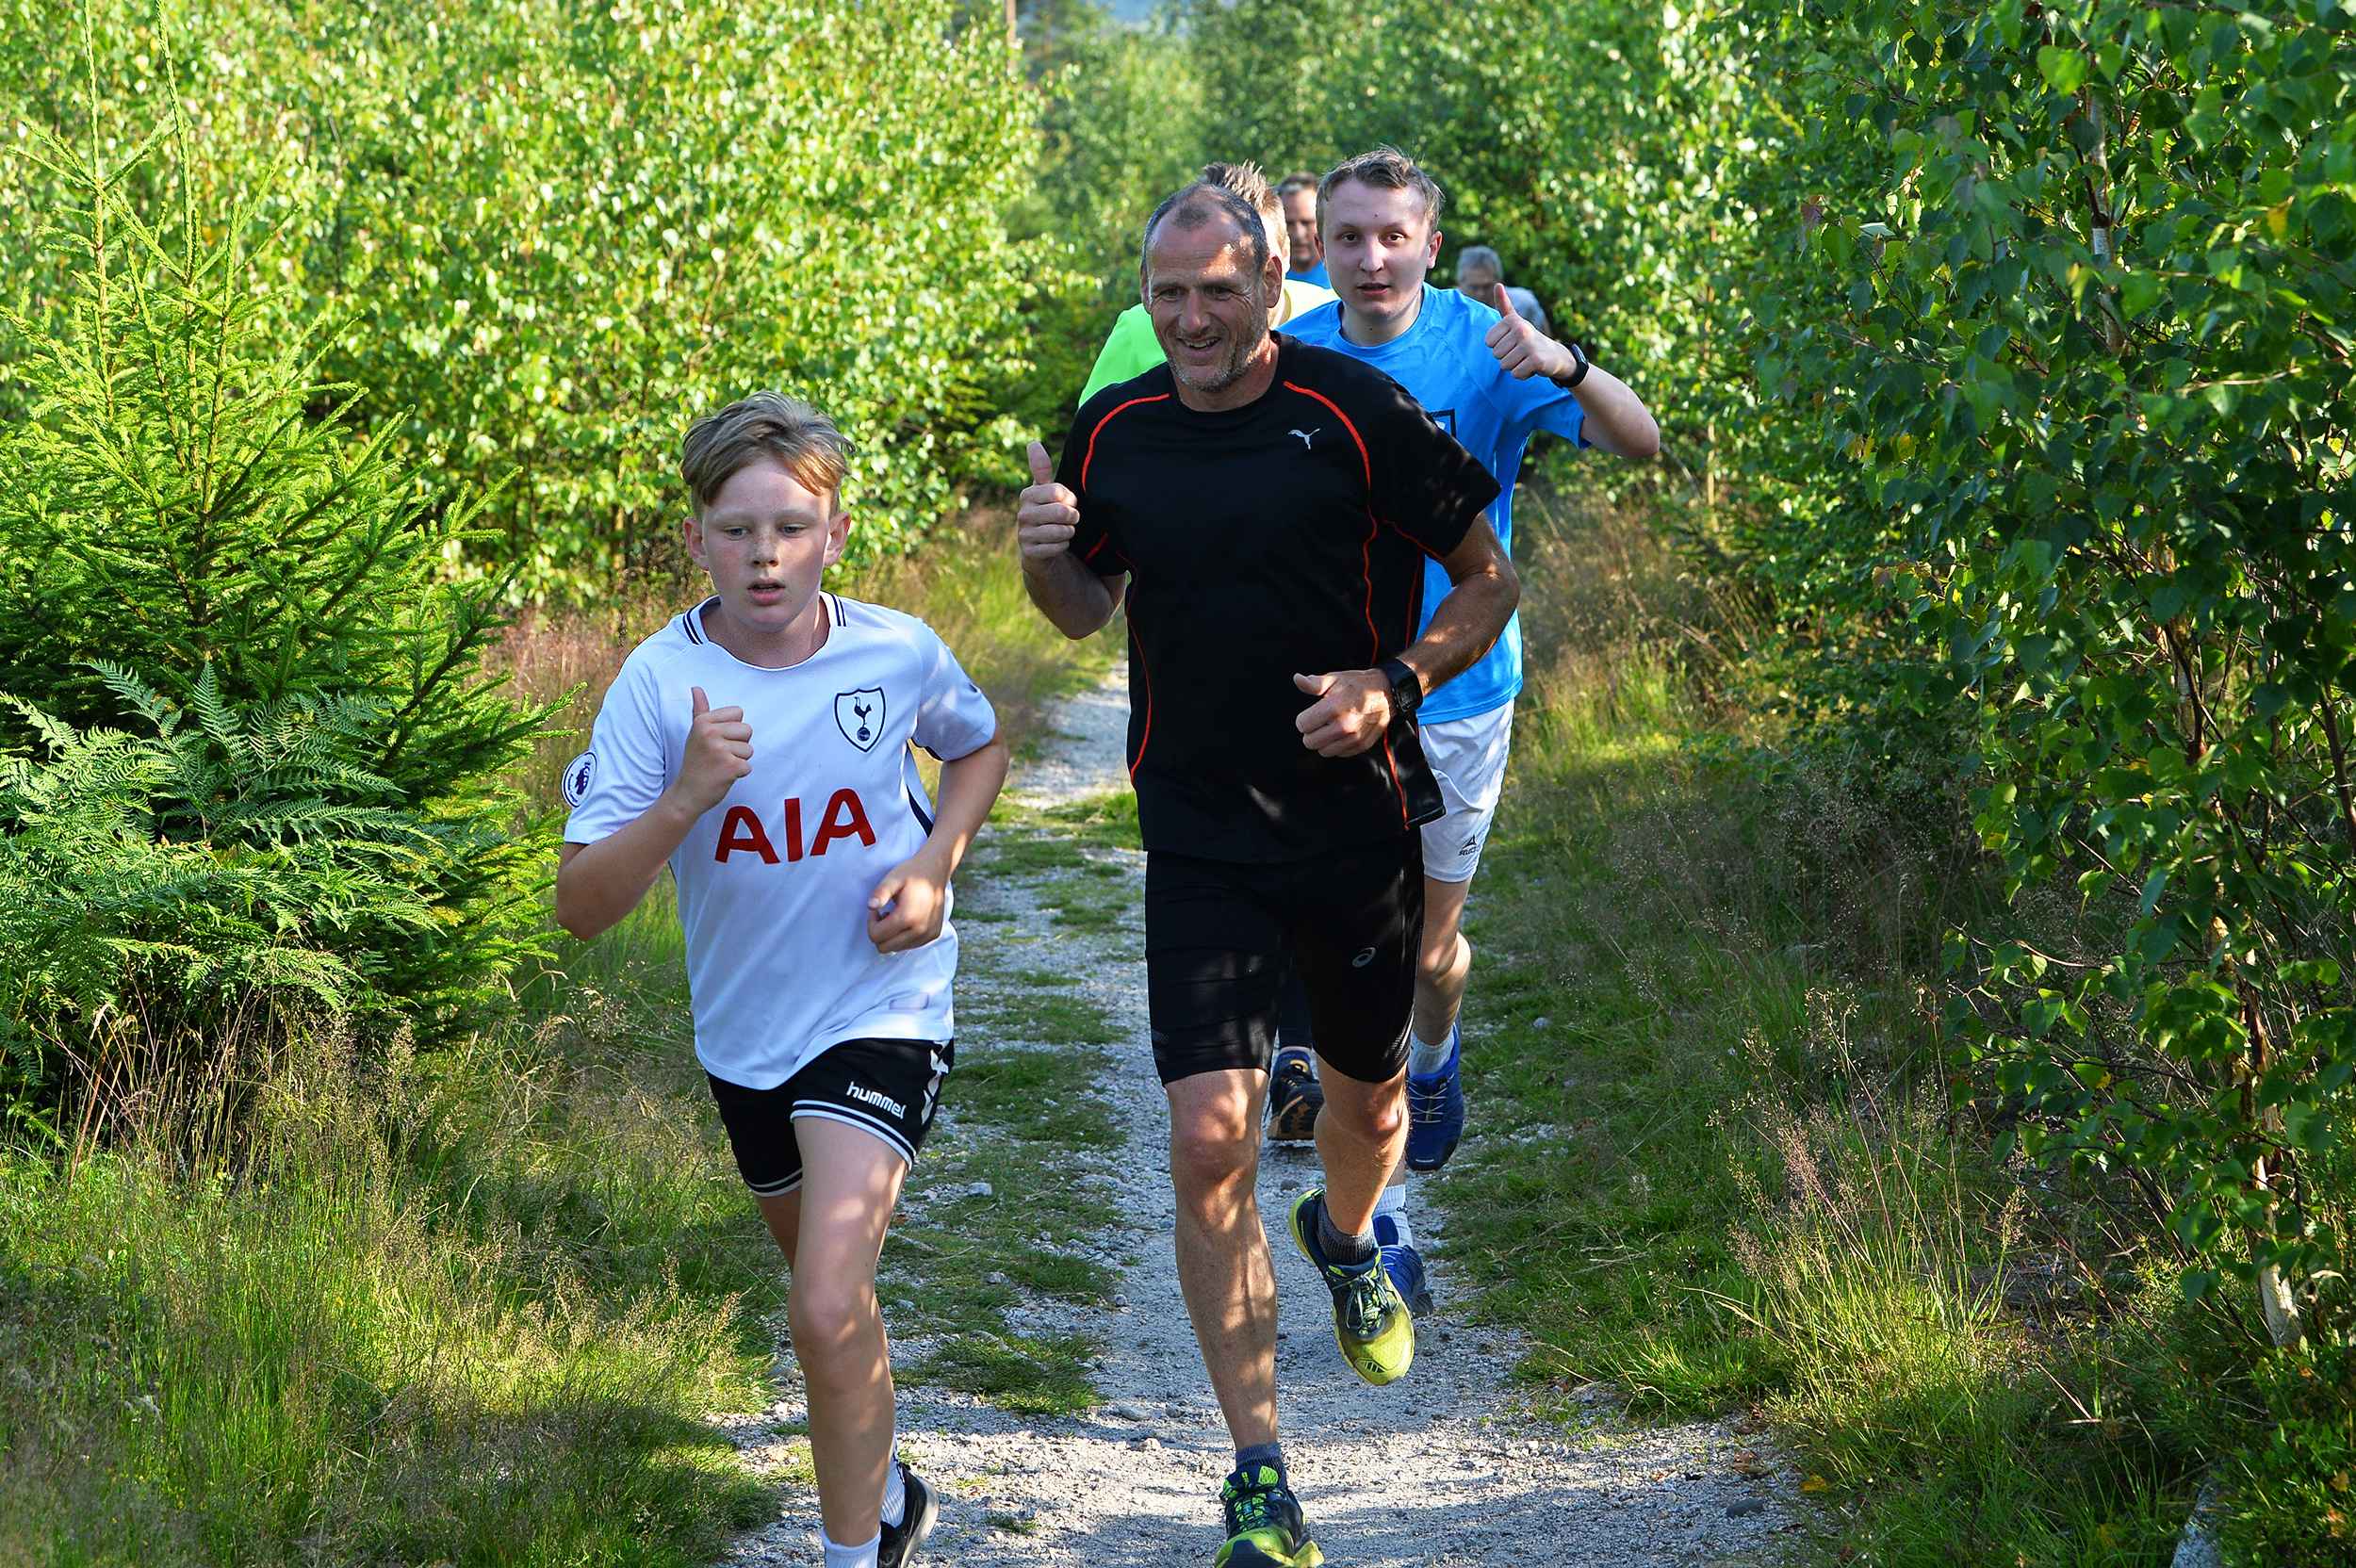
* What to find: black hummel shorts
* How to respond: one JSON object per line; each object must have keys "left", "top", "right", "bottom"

{"left": 705, "top": 1037, "right": 953, "bottom": 1198}
{"left": 1144, "top": 832, "right": 1423, "bottom": 1086}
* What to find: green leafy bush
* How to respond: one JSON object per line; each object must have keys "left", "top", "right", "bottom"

{"left": 1739, "top": 0, "right": 2356, "bottom": 1350}
{"left": 0, "top": 0, "right": 1054, "bottom": 597}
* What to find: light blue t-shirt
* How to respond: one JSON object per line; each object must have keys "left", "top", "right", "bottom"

{"left": 1287, "top": 259, "right": 1331, "bottom": 288}
{"left": 1284, "top": 284, "right": 1586, "bottom": 724}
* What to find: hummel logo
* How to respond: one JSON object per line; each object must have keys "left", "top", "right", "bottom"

{"left": 1288, "top": 428, "right": 1319, "bottom": 449}
{"left": 847, "top": 1083, "right": 906, "bottom": 1118}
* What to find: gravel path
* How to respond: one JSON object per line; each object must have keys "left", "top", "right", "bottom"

{"left": 719, "top": 665, "right": 1799, "bottom": 1565}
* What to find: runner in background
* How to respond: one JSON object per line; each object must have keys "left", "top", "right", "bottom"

{"left": 1453, "top": 244, "right": 1549, "bottom": 337}
{"left": 1278, "top": 171, "right": 1330, "bottom": 287}
{"left": 1285, "top": 147, "right": 1659, "bottom": 1315}
{"left": 1077, "top": 162, "right": 1334, "bottom": 403}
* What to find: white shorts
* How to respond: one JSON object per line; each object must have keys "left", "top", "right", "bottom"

{"left": 1417, "top": 700, "right": 1514, "bottom": 885}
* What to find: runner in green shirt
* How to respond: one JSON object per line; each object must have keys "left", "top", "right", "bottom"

{"left": 1077, "top": 161, "right": 1335, "bottom": 403}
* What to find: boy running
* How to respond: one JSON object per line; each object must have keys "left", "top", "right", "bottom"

{"left": 556, "top": 392, "right": 1008, "bottom": 1568}
{"left": 1283, "top": 148, "right": 1659, "bottom": 1300}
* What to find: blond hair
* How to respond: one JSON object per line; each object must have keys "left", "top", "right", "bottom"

{"left": 1203, "top": 160, "right": 1281, "bottom": 221}
{"left": 1319, "top": 146, "right": 1447, "bottom": 229}
{"left": 679, "top": 391, "right": 855, "bottom": 514}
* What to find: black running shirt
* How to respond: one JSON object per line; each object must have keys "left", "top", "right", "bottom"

{"left": 1057, "top": 335, "right": 1502, "bottom": 863}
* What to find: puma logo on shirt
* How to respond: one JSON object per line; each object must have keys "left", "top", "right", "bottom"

{"left": 1288, "top": 427, "right": 1319, "bottom": 449}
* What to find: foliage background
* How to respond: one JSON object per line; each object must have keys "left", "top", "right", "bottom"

{"left": 1, "top": 0, "right": 1054, "bottom": 599}
{"left": 4, "top": 0, "right": 2354, "bottom": 1559}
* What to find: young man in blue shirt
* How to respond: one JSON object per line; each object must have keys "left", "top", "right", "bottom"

{"left": 1283, "top": 146, "right": 1660, "bottom": 1307}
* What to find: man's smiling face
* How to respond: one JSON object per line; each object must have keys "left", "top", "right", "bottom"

{"left": 1321, "top": 179, "right": 1442, "bottom": 333}
{"left": 1142, "top": 213, "right": 1281, "bottom": 398}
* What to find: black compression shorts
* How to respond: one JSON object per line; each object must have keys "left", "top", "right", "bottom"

{"left": 706, "top": 1037, "right": 953, "bottom": 1197}
{"left": 1144, "top": 834, "right": 1423, "bottom": 1086}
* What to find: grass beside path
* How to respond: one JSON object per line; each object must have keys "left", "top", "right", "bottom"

{"left": 0, "top": 510, "right": 1121, "bottom": 1565}
{"left": 1424, "top": 480, "right": 2220, "bottom": 1568}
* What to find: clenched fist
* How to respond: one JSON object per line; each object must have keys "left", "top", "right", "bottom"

{"left": 1017, "top": 440, "right": 1081, "bottom": 568}
{"left": 674, "top": 685, "right": 754, "bottom": 813}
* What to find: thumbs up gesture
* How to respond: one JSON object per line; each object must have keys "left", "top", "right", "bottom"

{"left": 1017, "top": 440, "right": 1082, "bottom": 567}
{"left": 674, "top": 685, "right": 754, "bottom": 813}
{"left": 1482, "top": 285, "right": 1574, "bottom": 383}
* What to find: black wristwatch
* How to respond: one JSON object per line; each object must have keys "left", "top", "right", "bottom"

{"left": 1550, "top": 340, "right": 1591, "bottom": 389}
{"left": 1377, "top": 656, "right": 1424, "bottom": 719}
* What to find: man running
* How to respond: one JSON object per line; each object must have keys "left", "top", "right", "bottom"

{"left": 1282, "top": 148, "right": 1659, "bottom": 1301}
{"left": 1278, "top": 171, "right": 1330, "bottom": 287}
{"left": 1019, "top": 178, "right": 1515, "bottom": 1568}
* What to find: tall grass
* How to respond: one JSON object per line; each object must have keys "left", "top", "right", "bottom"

{"left": 0, "top": 955, "right": 769, "bottom": 1566}
{"left": 1440, "top": 476, "right": 2211, "bottom": 1564}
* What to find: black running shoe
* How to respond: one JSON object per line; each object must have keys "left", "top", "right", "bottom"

{"left": 1216, "top": 1463, "right": 1322, "bottom": 1566}
{"left": 878, "top": 1461, "right": 939, "bottom": 1567}
{"left": 1267, "top": 1054, "right": 1323, "bottom": 1143}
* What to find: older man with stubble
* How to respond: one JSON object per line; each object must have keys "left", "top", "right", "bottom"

{"left": 1016, "top": 178, "right": 1515, "bottom": 1568}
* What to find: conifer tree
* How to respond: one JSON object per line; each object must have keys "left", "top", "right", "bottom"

{"left": 0, "top": 89, "right": 553, "bottom": 1041}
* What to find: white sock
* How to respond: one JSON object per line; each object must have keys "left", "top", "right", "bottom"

{"left": 1373, "top": 1184, "right": 1413, "bottom": 1248}
{"left": 1407, "top": 1028, "right": 1453, "bottom": 1077}
{"left": 879, "top": 1440, "right": 906, "bottom": 1528}
{"left": 822, "top": 1528, "right": 881, "bottom": 1568}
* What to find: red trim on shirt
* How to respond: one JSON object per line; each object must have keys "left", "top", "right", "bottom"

{"left": 1286, "top": 381, "right": 1412, "bottom": 831}
{"left": 1127, "top": 625, "right": 1154, "bottom": 779}
{"left": 1082, "top": 393, "right": 1170, "bottom": 491}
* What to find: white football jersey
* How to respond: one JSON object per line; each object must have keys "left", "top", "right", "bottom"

{"left": 562, "top": 594, "right": 998, "bottom": 1088}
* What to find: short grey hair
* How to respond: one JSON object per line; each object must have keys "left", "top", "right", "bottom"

{"left": 1456, "top": 246, "right": 1505, "bottom": 281}
{"left": 1140, "top": 181, "right": 1271, "bottom": 281}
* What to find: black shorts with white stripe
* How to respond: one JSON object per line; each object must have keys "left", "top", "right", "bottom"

{"left": 706, "top": 1037, "right": 953, "bottom": 1198}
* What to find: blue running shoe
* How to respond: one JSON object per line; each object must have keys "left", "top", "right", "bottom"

{"left": 1404, "top": 1028, "right": 1464, "bottom": 1171}
{"left": 1373, "top": 1213, "right": 1434, "bottom": 1315}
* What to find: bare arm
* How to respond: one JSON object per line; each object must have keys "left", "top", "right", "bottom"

{"left": 1555, "top": 364, "right": 1658, "bottom": 459}
{"left": 1293, "top": 520, "right": 1522, "bottom": 758}
{"left": 555, "top": 685, "right": 750, "bottom": 940}
{"left": 1017, "top": 439, "right": 1128, "bottom": 639}
{"left": 865, "top": 731, "right": 1010, "bottom": 953}
{"left": 1484, "top": 291, "right": 1661, "bottom": 460}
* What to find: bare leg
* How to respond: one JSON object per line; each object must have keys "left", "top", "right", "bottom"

{"left": 777, "top": 1119, "right": 908, "bottom": 1547}
{"left": 1314, "top": 1064, "right": 1408, "bottom": 1236}
{"left": 1411, "top": 874, "right": 1475, "bottom": 1048}
{"left": 754, "top": 1186, "right": 803, "bottom": 1260}
{"left": 1167, "top": 1069, "right": 1280, "bottom": 1450}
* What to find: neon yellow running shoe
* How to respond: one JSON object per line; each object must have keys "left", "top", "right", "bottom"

{"left": 1287, "top": 1187, "right": 1415, "bottom": 1385}
{"left": 1215, "top": 1463, "right": 1323, "bottom": 1567}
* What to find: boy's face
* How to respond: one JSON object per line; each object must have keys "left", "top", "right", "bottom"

{"left": 683, "top": 457, "right": 848, "bottom": 637}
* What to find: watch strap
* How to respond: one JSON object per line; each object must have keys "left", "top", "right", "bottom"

{"left": 1377, "top": 656, "right": 1423, "bottom": 716}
